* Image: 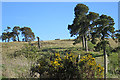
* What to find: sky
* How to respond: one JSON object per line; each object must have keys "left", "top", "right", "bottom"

{"left": 1, "top": 0, "right": 120, "bottom": 2}
{"left": 2, "top": 2, "right": 118, "bottom": 41}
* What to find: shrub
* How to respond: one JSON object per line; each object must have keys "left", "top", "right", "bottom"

{"left": 87, "top": 41, "right": 95, "bottom": 51}
{"left": 105, "top": 45, "right": 113, "bottom": 56}
{"left": 108, "top": 52, "right": 118, "bottom": 75}
{"left": 30, "top": 52, "right": 104, "bottom": 79}
{"left": 11, "top": 45, "right": 40, "bottom": 60}
{"left": 78, "top": 54, "right": 104, "bottom": 78}
{"left": 30, "top": 57, "right": 50, "bottom": 77}
{"left": 94, "top": 42, "right": 113, "bottom": 55}
{"left": 112, "top": 46, "right": 120, "bottom": 53}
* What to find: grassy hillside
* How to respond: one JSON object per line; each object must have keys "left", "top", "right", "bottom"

{"left": 1, "top": 39, "right": 119, "bottom": 78}
{"left": 1, "top": 42, "right": 30, "bottom": 78}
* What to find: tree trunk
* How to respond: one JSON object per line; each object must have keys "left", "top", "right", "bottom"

{"left": 106, "top": 54, "right": 108, "bottom": 74}
{"left": 88, "top": 29, "right": 91, "bottom": 41}
{"left": 78, "top": 54, "right": 80, "bottom": 62}
{"left": 17, "top": 35, "right": 19, "bottom": 42}
{"left": 84, "top": 35, "right": 88, "bottom": 52}
{"left": 82, "top": 36, "right": 85, "bottom": 49}
{"left": 25, "top": 37, "right": 27, "bottom": 42}
{"left": 8, "top": 38, "right": 10, "bottom": 42}
{"left": 103, "top": 46, "right": 107, "bottom": 80}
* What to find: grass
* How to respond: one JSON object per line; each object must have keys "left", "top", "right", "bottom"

{"left": 1, "top": 39, "right": 119, "bottom": 78}
{"left": 1, "top": 42, "right": 31, "bottom": 78}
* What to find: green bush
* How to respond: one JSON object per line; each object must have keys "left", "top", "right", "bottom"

{"left": 87, "top": 41, "right": 95, "bottom": 51}
{"left": 30, "top": 57, "right": 50, "bottom": 77}
{"left": 105, "top": 45, "right": 113, "bottom": 56}
{"left": 112, "top": 46, "right": 120, "bottom": 53}
{"left": 94, "top": 42, "right": 113, "bottom": 55}
{"left": 108, "top": 52, "right": 118, "bottom": 75}
{"left": 11, "top": 45, "right": 40, "bottom": 60}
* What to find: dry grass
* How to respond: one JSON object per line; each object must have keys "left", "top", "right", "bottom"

{"left": 32, "top": 39, "right": 82, "bottom": 48}
{"left": 1, "top": 42, "right": 31, "bottom": 78}
{"left": 108, "top": 38, "right": 118, "bottom": 48}
{"left": 1, "top": 39, "right": 118, "bottom": 78}
{"left": 1, "top": 40, "right": 81, "bottom": 78}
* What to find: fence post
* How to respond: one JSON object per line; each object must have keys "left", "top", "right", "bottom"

{"left": 37, "top": 37, "right": 40, "bottom": 49}
{"left": 78, "top": 54, "right": 80, "bottom": 62}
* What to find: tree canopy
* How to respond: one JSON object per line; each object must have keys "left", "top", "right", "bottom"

{"left": 68, "top": 3, "right": 117, "bottom": 79}
{"left": 12, "top": 26, "right": 21, "bottom": 41}
{"left": 20, "top": 27, "right": 35, "bottom": 42}
{"left": 1, "top": 26, "right": 35, "bottom": 42}
{"left": 68, "top": 4, "right": 99, "bottom": 52}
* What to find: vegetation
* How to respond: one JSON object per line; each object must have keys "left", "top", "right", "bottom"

{"left": 12, "top": 26, "right": 21, "bottom": 41}
{"left": 1, "top": 39, "right": 119, "bottom": 78}
{"left": 68, "top": 4, "right": 99, "bottom": 52}
{"left": 68, "top": 3, "right": 118, "bottom": 79}
{"left": 31, "top": 53, "right": 104, "bottom": 79}
{"left": 1, "top": 3, "right": 119, "bottom": 79}
{"left": 1, "top": 26, "right": 35, "bottom": 42}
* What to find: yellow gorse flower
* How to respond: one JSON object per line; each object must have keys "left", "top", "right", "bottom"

{"left": 54, "top": 60, "right": 58, "bottom": 64}
{"left": 66, "top": 53, "right": 68, "bottom": 56}
{"left": 50, "top": 53, "right": 64, "bottom": 69}
{"left": 83, "top": 56, "right": 86, "bottom": 59}
{"left": 88, "top": 54, "right": 92, "bottom": 58}
{"left": 55, "top": 53, "right": 60, "bottom": 57}
{"left": 70, "top": 57, "right": 72, "bottom": 61}
{"left": 58, "top": 58, "right": 61, "bottom": 61}
{"left": 50, "top": 53, "right": 104, "bottom": 78}
{"left": 65, "top": 56, "right": 68, "bottom": 59}
{"left": 91, "top": 58, "right": 95, "bottom": 60}
{"left": 79, "top": 54, "right": 104, "bottom": 77}
{"left": 51, "top": 61, "right": 53, "bottom": 64}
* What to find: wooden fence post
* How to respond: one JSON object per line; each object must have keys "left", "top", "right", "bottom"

{"left": 78, "top": 54, "right": 80, "bottom": 62}
{"left": 37, "top": 37, "right": 40, "bottom": 49}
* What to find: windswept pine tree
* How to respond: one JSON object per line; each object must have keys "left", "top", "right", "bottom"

{"left": 4, "top": 26, "right": 11, "bottom": 42}
{"left": 114, "top": 29, "right": 120, "bottom": 43}
{"left": 12, "top": 26, "right": 21, "bottom": 41}
{"left": 20, "top": 27, "right": 35, "bottom": 42}
{"left": 68, "top": 3, "right": 116, "bottom": 79}
{"left": 68, "top": 4, "right": 99, "bottom": 52}
{"left": 10, "top": 32, "right": 16, "bottom": 41}
{"left": 68, "top": 4, "right": 89, "bottom": 51}
{"left": 93, "top": 14, "right": 115, "bottom": 79}
{"left": 1, "top": 26, "right": 35, "bottom": 42}
{"left": 1, "top": 32, "right": 7, "bottom": 42}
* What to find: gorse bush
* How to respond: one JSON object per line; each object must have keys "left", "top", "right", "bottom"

{"left": 30, "top": 52, "right": 104, "bottom": 79}
{"left": 78, "top": 54, "right": 104, "bottom": 78}
{"left": 48, "top": 53, "right": 78, "bottom": 79}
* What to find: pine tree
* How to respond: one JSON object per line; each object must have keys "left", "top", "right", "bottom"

{"left": 20, "top": 27, "right": 35, "bottom": 42}
{"left": 68, "top": 4, "right": 99, "bottom": 52}
{"left": 94, "top": 14, "right": 115, "bottom": 79}
{"left": 12, "top": 26, "right": 21, "bottom": 41}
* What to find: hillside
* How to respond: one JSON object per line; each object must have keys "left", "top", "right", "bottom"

{"left": 1, "top": 39, "right": 119, "bottom": 78}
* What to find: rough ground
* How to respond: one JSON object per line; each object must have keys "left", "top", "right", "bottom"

{"left": 1, "top": 39, "right": 118, "bottom": 78}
